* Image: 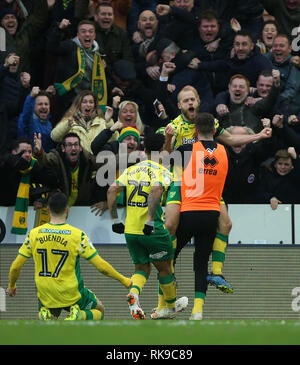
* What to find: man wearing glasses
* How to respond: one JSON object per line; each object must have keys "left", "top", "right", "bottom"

{"left": 33, "top": 132, "right": 99, "bottom": 207}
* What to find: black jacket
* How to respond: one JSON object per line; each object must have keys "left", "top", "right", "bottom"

{"left": 256, "top": 158, "right": 300, "bottom": 204}
{"left": 223, "top": 139, "right": 276, "bottom": 204}
{"left": 0, "top": 155, "right": 58, "bottom": 206}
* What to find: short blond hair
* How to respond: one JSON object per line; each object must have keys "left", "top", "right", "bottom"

{"left": 177, "top": 85, "right": 199, "bottom": 102}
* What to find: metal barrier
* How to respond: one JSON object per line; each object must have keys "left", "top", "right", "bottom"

{"left": 1, "top": 204, "right": 300, "bottom": 244}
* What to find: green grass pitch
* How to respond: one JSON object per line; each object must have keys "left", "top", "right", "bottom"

{"left": 1, "top": 319, "right": 300, "bottom": 345}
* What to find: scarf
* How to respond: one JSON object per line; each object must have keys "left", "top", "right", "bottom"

{"left": 54, "top": 46, "right": 107, "bottom": 109}
{"left": 11, "top": 158, "right": 37, "bottom": 235}
{"left": 62, "top": 0, "right": 73, "bottom": 10}
{"left": 14, "top": 0, "right": 29, "bottom": 18}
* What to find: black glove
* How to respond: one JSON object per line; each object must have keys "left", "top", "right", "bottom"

{"left": 6, "top": 150, "right": 29, "bottom": 170}
{"left": 143, "top": 221, "right": 154, "bottom": 235}
{"left": 112, "top": 219, "right": 125, "bottom": 234}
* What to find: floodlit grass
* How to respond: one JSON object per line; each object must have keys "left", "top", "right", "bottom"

{"left": 0, "top": 319, "right": 300, "bottom": 346}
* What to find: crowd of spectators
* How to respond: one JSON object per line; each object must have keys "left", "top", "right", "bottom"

{"left": 1, "top": 0, "right": 300, "bottom": 224}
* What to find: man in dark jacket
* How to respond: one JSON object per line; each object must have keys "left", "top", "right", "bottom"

{"left": 0, "top": 136, "right": 58, "bottom": 206}
{"left": 222, "top": 126, "right": 277, "bottom": 204}
{"left": 215, "top": 72, "right": 281, "bottom": 133}
{"left": 264, "top": 34, "right": 300, "bottom": 119}
{"left": 189, "top": 30, "right": 273, "bottom": 91}
{"left": 0, "top": 1, "right": 53, "bottom": 73}
{"left": 94, "top": 3, "right": 134, "bottom": 71}
{"left": 182, "top": 9, "right": 235, "bottom": 95}
{"left": 47, "top": 19, "right": 108, "bottom": 118}
{"left": 33, "top": 132, "right": 100, "bottom": 207}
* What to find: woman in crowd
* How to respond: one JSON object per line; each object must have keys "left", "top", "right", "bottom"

{"left": 256, "top": 20, "right": 279, "bottom": 54}
{"left": 116, "top": 99, "right": 145, "bottom": 134}
{"left": 50, "top": 90, "right": 118, "bottom": 153}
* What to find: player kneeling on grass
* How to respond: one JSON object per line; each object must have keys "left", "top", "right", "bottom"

{"left": 107, "top": 132, "right": 177, "bottom": 320}
{"left": 6, "top": 192, "right": 132, "bottom": 321}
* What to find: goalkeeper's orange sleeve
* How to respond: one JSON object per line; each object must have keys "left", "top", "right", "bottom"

{"left": 89, "top": 254, "right": 131, "bottom": 288}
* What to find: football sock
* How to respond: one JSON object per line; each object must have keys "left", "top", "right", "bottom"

{"left": 171, "top": 235, "right": 177, "bottom": 273}
{"left": 192, "top": 292, "right": 205, "bottom": 314}
{"left": 159, "top": 274, "right": 176, "bottom": 310}
{"left": 211, "top": 232, "right": 228, "bottom": 275}
{"left": 157, "top": 284, "right": 167, "bottom": 311}
{"left": 130, "top": 271, "right": 148, "bottom": 296}
{"left": 157, "top": 235, "right": 177, "bottom": 311}
{"left": 82, "top": 309, "right": 103, "bottom": 320}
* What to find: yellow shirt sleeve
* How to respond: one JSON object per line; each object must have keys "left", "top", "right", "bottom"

{"left": 9, "top": 255, "right": 28, "bottom": 290}
{"left": 89, "top": 254, "right": 131, "bottom": 288}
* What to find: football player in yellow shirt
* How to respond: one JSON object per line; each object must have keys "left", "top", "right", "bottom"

{"left": 107, "top": 132, "right": 177, "bottom": 320}
{"left": 6, "top": 192, "right": 132, "bottom": 320}
{"left": 155, "top": 85, "right": 272, "bottom": 314}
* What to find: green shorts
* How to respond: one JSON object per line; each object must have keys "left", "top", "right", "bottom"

{"left": 125, "top": 231, "right": 174, "bottom": 265}
{"left": 38, "top": 287, "right": 98, "bottom": 317}
{"left": 166, "top": 182, "right": 181, "bottom": 206}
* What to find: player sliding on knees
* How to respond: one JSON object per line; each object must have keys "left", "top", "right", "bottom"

{"left": 6, "top": 192, "right": 132, "bottom": 321}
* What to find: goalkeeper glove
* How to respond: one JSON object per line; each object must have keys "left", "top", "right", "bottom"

{"left": 143, "top": 221, "right": 154, "bottom": 235}
{"left": 112, "top": 219, "right": 125, "bottom": 234}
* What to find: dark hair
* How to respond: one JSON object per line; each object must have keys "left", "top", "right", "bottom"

{"left": 261, "top": 19, "right": 279, "bottom": 33}
{"left": 11, "top": 136, "right": 32, "bottom": 151}
{"left": 95, "top": 2, "right": 113, "bottom": 13}
{"left": 144, "top": 132, "right": 165, "bottom": 154}
{"left": 194, "top": 113, "right": 215, "bottom": 136}
{"left": 48, "top": 192, "right": 68, "bottom": 215}
{"left": 275, "top": 149, "right": 292, "bottom": 161}
{"left": 35, "top": 90, "right": 51, "bottom": 101}
{"left": 234, "top": 30, "right": 253, "bottom": 42}
{"left": 198, "top": 9, "right": 219, "bottom": 24}
{"left": 274, "top": 33, "right": 291, "bottom": 45}
{"left": 258, "top": 69, "right": 273, "bottom": 78}
{"left": 77, "top": 20, "right": 96, "bottom": 30}
{"left": 63, "top": 133, "right": 81, "bottom": 145}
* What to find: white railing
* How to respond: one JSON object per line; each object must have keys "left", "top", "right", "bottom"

{"left": 1, "top": 204, "right": 300, "bottom": 245}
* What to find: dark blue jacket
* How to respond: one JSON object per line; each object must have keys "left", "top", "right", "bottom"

{"left": 196, "top": 45, "right": 273, "bottom": 89}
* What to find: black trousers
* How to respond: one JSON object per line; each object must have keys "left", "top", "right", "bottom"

{"left": 174, "top": 210, "right": 219, "bottom": 295}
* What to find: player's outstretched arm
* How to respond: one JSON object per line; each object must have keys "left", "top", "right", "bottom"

{"left": 89, "top": 254, "right": 131, "bottom": 288}
{"left": 6, "top": 255, "right": 28, "bottom": 296}
{"left": 217, "top": 127, "right": 272, "bottom": 147}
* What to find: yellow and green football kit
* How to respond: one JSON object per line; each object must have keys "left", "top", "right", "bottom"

{"left": 117, "top": 159, "right": 177, "bottom": 309}
{"left": 17, "top": 223, "right": 97, "bottom": 308}
{"left": 166, "top": 115, "right": 229, "bottom": 284}
{"left": 169, "top": 114, "right": 224, "bottom": 150}
{"left": 116, "top": 159, "right": 174, "bottom": 264}
{"left": 16, "top": 222, "right": 131, "bottom": 309}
